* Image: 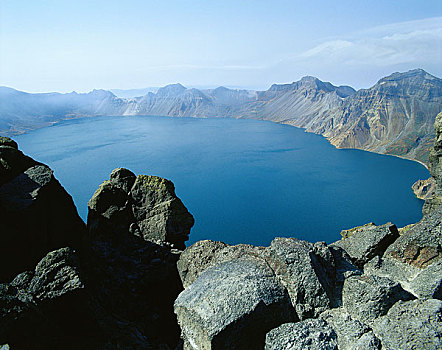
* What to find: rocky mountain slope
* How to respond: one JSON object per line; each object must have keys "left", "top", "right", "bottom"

{"left": 1, "top": 69, "right": 441, "bottom": 163}
{"left": 1, "top": 113, "right": 442, "bottom": 349}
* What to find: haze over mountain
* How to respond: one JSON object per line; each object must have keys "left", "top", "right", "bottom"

{"left": 1, "top": 69, "right": 441, "bottom": 163}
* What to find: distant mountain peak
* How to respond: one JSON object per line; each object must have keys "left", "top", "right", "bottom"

{"left": 156, "top": 83, "right": 187, "bottom": 97}
{"left": 88, "top": 89, "right": 116, "bottom": 98}
{"left": 377, "top": 68, "right": 437, "bottom": 85}
{"left": 299, "top": 76, "right": 320, "bottom": 83}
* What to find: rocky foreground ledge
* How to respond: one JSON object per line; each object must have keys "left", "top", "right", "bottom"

{"left": 1, "top": 114, "right": 442, "bottom": 349}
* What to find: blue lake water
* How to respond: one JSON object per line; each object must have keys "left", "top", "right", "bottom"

{"left": 15, "top": 115, "right": 429, "bottom": 246}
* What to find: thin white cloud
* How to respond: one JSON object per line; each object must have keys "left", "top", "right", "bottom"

{"left": 292, "top": 17, "right": 442, "bottom": 67}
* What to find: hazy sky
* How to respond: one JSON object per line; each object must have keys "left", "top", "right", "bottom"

{"left": 1, "top": 0, "right": 441, "bottom": 92}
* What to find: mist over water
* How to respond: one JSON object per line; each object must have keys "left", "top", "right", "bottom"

{"left": 16, "top": 115, "right": 429, "bottom": 246}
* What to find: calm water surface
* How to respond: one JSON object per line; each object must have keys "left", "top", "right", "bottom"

{"left": 16, "top": 116, "right": 429, "bottom": 246}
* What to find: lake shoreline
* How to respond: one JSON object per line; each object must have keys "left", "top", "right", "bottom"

{"left": 5, "top": 113, "right": 430, "bottom": 171}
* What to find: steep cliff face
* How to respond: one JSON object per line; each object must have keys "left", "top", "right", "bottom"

{"left": 319, "top": 69, "right": 442, "bottom": 163}
{"left": 423, "top": 111, "right": 442, "bottom": 213}
{"left": 236, "top": 76, "right": 353, "bottom": 124}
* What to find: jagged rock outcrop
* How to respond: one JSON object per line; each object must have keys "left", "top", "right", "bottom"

{"left": 362, "top": 211, "right": 442, "bottom": 299}
{"left": 88, "top": 168, "right": 194, "bottom": 249}
{"left": 332, "top": 223, "right": 399, "bottom": 268}
{"left": 263, "top": 238, "right": 334, "bottom": 319}
{"left": 176, "top": 240, "right": 264, "bottom": 288}
{"left": 83, "top": 167, "right": 195, "bottom": 348}
{"left": 0, "top": 145, "right": 195, "bottom": 349}
{"left": 0, "top": 137, "right": 86, "bottom": 282}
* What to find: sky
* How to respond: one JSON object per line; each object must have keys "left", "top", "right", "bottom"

{"left": 1, "top": 0, "right": 441, "bottom": 93}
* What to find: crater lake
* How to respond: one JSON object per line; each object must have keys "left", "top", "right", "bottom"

{"left": 15, "top": 115, "right": 429, "bottom": 246}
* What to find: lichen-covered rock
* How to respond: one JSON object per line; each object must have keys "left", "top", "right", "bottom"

{"left": 265, "top": 319, "right": 338, "bottom": 350}
{"left": 84, "top": 169, "right": 194, "bottom": 346}
{"left": 332, "top": 223, "right": 399, "bottom": 268}
{"left": 372, "top": 298, "right": 442, "bottom": 350}
{"left": 174, "top": 258, "right": 296, "bottom": 349}
{"left": 320, "top": 308, "right": 381, "bottom": 350}
{"left": 263, "top": 237, "right": 332, "bottom": 319}
{"left": 342, "top": 274, "right": 414, "bottom": 324}
{"left": 88, "top": 168, "right": 194, "bottom": 249}
{"left": 0, "top": 141, "right": 86, "bottom": 282}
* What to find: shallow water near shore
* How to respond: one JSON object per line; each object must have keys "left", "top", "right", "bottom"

{"left": 15, "top": 115, "right": 429, "bottom": 246}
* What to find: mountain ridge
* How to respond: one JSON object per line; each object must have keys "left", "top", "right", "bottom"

{"left": 1, "top": 69, "right": 441, "bottom": 163}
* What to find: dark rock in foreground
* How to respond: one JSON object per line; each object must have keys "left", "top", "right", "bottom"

{"left": 88, "top": 167, "right": 194, "bottom": 250}
{"left": 0, "top": 137, "right": 86, "bottom": 282}
{"left": 0, "top": 248, "right": 102, "bottom": 350}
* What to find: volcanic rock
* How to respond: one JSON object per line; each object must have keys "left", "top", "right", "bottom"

{"left": 174, "top": 258, "right": 296, "bottom": 349}
{"left": 265, "top": 319, "right": 338, "bottom": 350}
{"left": 0, "top": 139, "right": 86, "bottom": 282}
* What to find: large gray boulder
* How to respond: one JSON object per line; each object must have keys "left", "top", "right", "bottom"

{"left": 177, "top": 240, "right": 264, "bottom": 288}
{"left": 320, "top": 308, "right": 381, "bottom": 350}
{"left": 174, "top": 258, "right": 296, "bottom": 349}
{"left": 0, "top": 138, "right": 86, "bottom": 282}
{"left": 408, "top": 260, "right": 442, "bottom": 299}
{"left": 263, "top": 238, "right": 333, "bottom": 320}
{"left": 88, "top": 168, "right": 194, "bottom": 249}
{"left": 372, "top": 298, "right": 442, "bottom": 349}
{"left": 265, "top": 319, "right": 338, "bottom": 350}
{"left": 332, "top": 223, "right": 399, "bottom": 268}
{"left": 342, "top": 274, "right": 414, "bottom": 324}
